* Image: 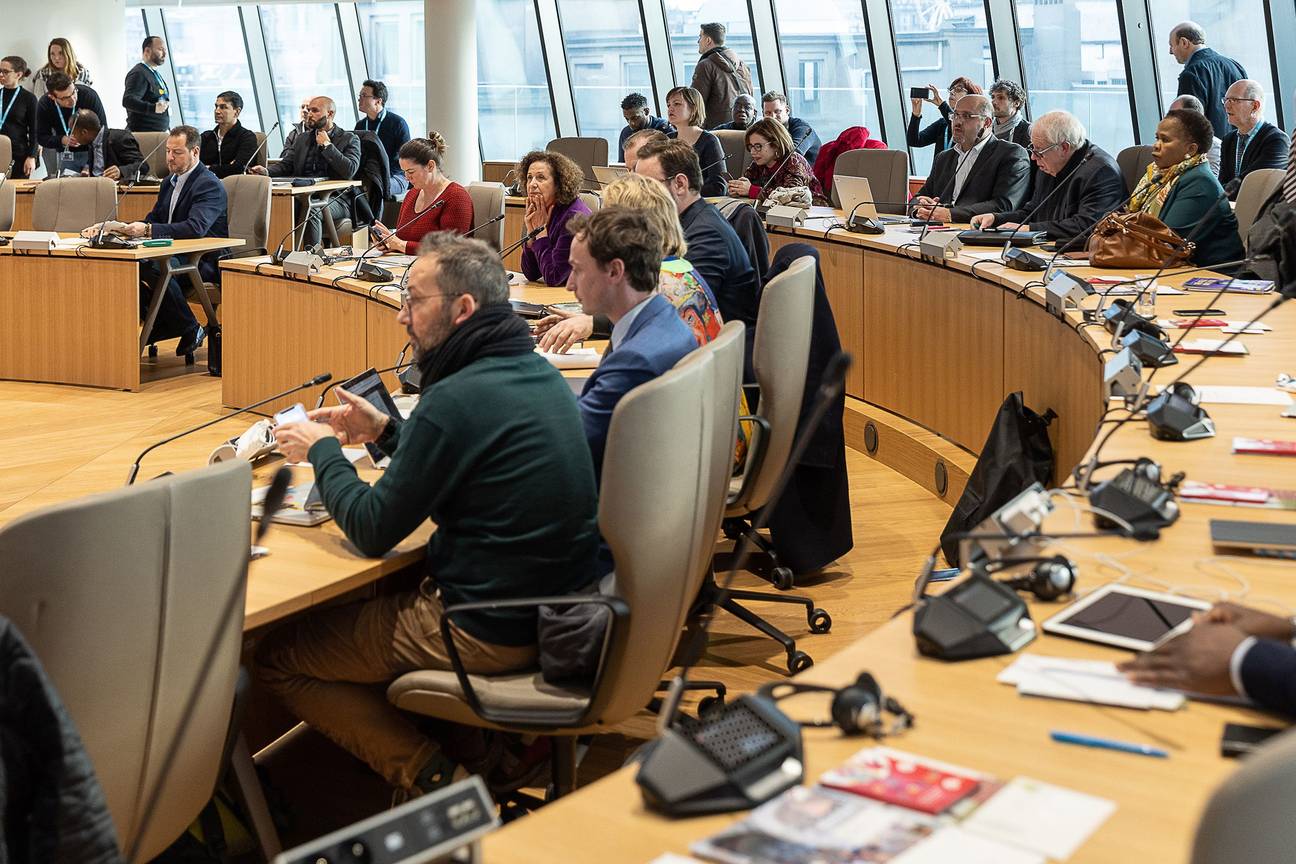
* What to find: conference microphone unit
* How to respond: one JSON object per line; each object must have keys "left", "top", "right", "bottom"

{"left": 125, "top": 372, "right": 332, "bottom": 484}
{"left": 240, "top": 120, "right": 280, "bottom": 174}
{"left": 87, "top": 134, "right": 172, "bottom": 249}
{"left": 842, "top": 199, "right": 914, "bottom": 235}
{"left": 997, "top": 151, "right": 1093, "bottom": 271}
{"left": 499, "top": 225, "right": 543, "bottom": 260}
{"left": 349, "top": 199, "right": 445, "bottom": 283}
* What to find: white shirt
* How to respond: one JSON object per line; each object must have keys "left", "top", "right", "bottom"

{"left": 609, "top": 294, "right": 654, "bottom": 351}
{"left": 166, "top": 160, "right": 200, "bottom": 224}
{"left": 951, "top": 131, "right": 993, "bottom": 202}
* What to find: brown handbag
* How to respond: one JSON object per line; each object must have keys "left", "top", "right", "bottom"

{"left": 1086, "top": 210, "right": 1195, "bottom": 268}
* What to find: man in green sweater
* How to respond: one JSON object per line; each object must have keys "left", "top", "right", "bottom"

{"left": 262, "top": 232, "right": 600, "bottom": 796}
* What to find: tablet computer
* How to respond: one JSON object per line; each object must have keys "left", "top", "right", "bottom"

{"left": 1041, "top": 584, "right": 1210, "bottom": 652}
{"left": 337, "top": 367, "right": 401, "bottom": 463}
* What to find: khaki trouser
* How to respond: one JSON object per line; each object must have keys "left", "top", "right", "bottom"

{"left": 256, "top": 580, "right": 536, "bottom": 789}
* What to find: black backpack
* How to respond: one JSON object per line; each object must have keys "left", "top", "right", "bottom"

{"left": 940, "top": 392, "right": 1056, "bottom": 566}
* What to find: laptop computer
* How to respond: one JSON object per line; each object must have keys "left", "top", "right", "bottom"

{"left": 591, "top": 165, "right": 628, "bottom": 187}
{"left": 957, "top": 228, "right": 1048, "bottom": 247}
{"left": 833, "top": 175, "right": 908, "bottom": 223}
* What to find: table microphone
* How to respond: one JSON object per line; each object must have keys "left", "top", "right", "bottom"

{"left": 995, "top": 150, "right": 1093, "bottom": 271}
{"left": 240, "top": 120, "right": 280, "bottom": 174}
{"left": 0, "top": 162, "right": 12, "bottom": 246}
{"left": 499, "top": 225, "right": 543, "bottom": 260}
{"left": 841, "top": 198, "right": 914, "bottom": 234}
{"left": 87, "top": 134, "right": 171, "bottom": 249}
{"left": 349, "top": 199, "right": 445, "bottom": 283}
{"left": 269, "top": 198, "right": 331, "bottom": 265}
{"left": 125, "top": 372, "right": 332, "bottom": 484}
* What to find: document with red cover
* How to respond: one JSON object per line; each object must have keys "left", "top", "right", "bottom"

{"left": 821, "top": 748, "right": 981, "bottom": 815}
{"left": 1233, "top": 437, "right": 1296, "bottom": 456}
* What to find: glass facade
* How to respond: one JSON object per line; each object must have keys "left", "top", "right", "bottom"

{"left": 477, "top": 0, "right": 557, "bottom": 161}
{"left": 1150, "top": 0, "right": 1277, "bottom": 119}
{"left": 166, "top": 7, "right": 261, "bottom": 131}
{"left": 356, "top": 2, "right": 427, "bottom": 137}
{"left": 259, "top": 4, "right": 355, "bottom": 132}
{"left": 773, "top": 0, "right": 876, "bottom": 147}
{"left": 557, "top": 0, "right": 654, "bottom": 152}
{"left": 663, "top": 1, "right": 761, "bottom": 102}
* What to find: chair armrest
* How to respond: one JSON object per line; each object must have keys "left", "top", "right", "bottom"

{"left": 728, "top": 414, "right": 771, "bottom": 509}
{"left": 438, "top": 594, "right": 631, "bottom": 730}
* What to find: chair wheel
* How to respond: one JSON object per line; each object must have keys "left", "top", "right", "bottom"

{"left": 147, "top": 344, "right": 158, "bottom": 358}
{"left": 771, "top": 566, "right": 795, "bottom": 590}
{"left": 808, "top": 609, "right": 833, "bottom": 634}
{"left": 787, "top": 651, "right": 813, "bottom": 674}
{"left": 722, "top": 522, "right": 742, "bottom": 541}
{"left": 697, "top": 695, "right": 725, "bottom": 718}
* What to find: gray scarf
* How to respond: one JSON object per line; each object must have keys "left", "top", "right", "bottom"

{"left": 992, "top": 112, "right": 1021, "bottom": 141}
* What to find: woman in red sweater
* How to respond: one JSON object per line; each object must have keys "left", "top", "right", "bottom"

{"left": 374, "top": 133, "right": 474, "bottom": 253}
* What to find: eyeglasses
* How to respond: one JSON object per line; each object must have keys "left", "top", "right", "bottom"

{"left": 950, "top": 111, "right": 987, "bottom": 122}
{"left": 1027, "top": 142, "right": 1063, "bottom": 157}
{"left": 399, "top": 289, "right": 461, "bottom": 309}
{"left": 1222, "top": 96, "right": 1257, "bottom": 105}
{"left": 747, "top": 142, "right": 769, "bottom": 152}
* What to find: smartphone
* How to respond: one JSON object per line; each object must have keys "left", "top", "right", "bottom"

{"left": 273, "top": 402, "right": 309, "bottom": 426}
{"left": 909, "top": 86, "right": 931, "bottom": 99}
{"left": 1221, "top": 722, "right": 1284, "bottom": 758}
{"left": 1173, "top": 308, "right": 1227, "bottom": 316}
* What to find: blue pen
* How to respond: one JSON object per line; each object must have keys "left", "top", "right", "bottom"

{"left": 1050, "top": 730, "right": 1168, "bottom": 758}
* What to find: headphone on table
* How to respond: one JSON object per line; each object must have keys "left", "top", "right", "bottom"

{"left": 758, "top": 672, "right": 914, "bottom": 738}
{"left": 975, "top": 554, "right": 1078, "bottom": 601}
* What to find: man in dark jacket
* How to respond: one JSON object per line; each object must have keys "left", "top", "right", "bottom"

{"left": 712, "top": 94, "right": 757, "bottom": 131}
{"left": 123, "top": 36, "right": 171, "bottom": 133}
{"left": 250, "top": 95, "right": 360, "bottom": 246}
{"left": 354, "top": 79, "right": 411, "bottom": 197}
{"left": 68, "top": 110, "right": 145, "bottom": 181}
{"left": 762, "top": 90, "right": 821, "bottom": 166}
{"left": 1170, "top": 21, "right": 1246, "bottom": 138}
{"left": 970, "top": 110, "right": 1125, "bottom": 246}
{"left": 691, "top": 23, "right": 753, "bottom": 131}
{"left": 36, "top": 72, "right": 107, "bottom": 176}
{"left": 617, "top": 92, "right": 674, "bottom": 153}
{"left": 913, "top": 94, "right": 1030, "bottom": 223}
{"left": 1218, "top": 79, "right": 1290, "bottom": 200}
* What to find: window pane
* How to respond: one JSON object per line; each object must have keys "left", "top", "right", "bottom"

{"left": 773, "top": 0, "right": 876, "bottom": 147}
{"left": 357, "top": 2, "right": 426, "bottom": 139}
{"left": 164, "top": 7, "right": 260, "bottom": 132}
{"left": 477, "top": 0, "right": 557, "bottom": 161}
{"left": 892, "top": 0, "right": 994, "bottom": 175}
{"left": 557, "top": 0, "right": 653, "bottom": 152}
{"left": 1020, "top": 0, "right": 1135, "bottom": 154}
{"left": 126, "top": 10, "right": 149, "bottom": 70}
{"left": 259, "top": 4, "right": 355, "bottom": 132}
{"left": 1150, "top": 2, "right": 1275, "bottom": 118}
{"left": 664, "top": 2, "right": 761, "bottom": 102}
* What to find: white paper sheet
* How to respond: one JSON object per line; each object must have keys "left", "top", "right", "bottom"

{"left": 892, "top": 826, "right": 1044, "bottom": 864}
{"left": 998, "top": 654, "right": 1184, "bottom": 711}
{"left": 1176, "top": 338, "right": 1249, "bottom": 355}
{"left": 1194, "top": 386, "right": 1293, "bottom": 406}
{"left": 962, "top": 776, "right": 1116, "bottom": 860}
{"left": 538, "top": 347, "right": 600, "bottom": 369}
{"left": 646, "top": 855, "right": 705, "bottom": 864}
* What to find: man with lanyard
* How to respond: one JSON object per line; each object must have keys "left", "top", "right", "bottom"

{"left": 355, "top": 79, "right": 411, "bottom": 197}
{"left": 123, "top": 36, "right": 171, "bottom": 133}
{"left": 35, "top": 71, "right": 107, "bottom": 176}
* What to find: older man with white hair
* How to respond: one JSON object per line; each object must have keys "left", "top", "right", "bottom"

{"left": 970, "top": 110, "right": 1124, "bottom": 245}
{"left": 1218, "top": 79, "right": 1290, "bottom": 200}
{"left": 1168, "top": 94, "right": 1222, "bottom": 174}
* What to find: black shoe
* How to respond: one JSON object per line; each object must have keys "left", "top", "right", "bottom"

{"left": 176, "top": 325, "right": 205, "bottom": 358}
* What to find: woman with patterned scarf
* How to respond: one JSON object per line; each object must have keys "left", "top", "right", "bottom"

{"left": 1128, "top": 108, "right": 1243, "bottom": 267}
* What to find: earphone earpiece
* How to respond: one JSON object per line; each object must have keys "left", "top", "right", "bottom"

{"left": 996, "top": 555, "right": 1077, "bottom": 601}
{"left": 830, "top": 672, "right": 883, "bottom": 735}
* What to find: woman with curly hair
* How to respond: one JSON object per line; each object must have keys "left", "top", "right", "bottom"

{"left": 517, "top": 149, "right": 590, "bottom": 285}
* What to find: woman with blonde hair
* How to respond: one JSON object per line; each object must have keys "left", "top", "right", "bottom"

{"left": 535, "top": 172, "right": 723, "bottom": 352}
{"left": 34, "top": 38, "right": 92, "bottom": 98}
{"left": 665, "top": 86, "right": 727, "bottom": 197}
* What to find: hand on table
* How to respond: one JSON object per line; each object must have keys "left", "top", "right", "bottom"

{"left": 915, "top": 205, "right": 950, "bottom": 223}
{"left": 970, "top": 214, "right": 995, "bottom": 229}
{"left": 103, "top": 165, "right": 121, "bottom": 181}
{"left": 534, "top": 311, "right": 594, "bottom": 354}
{"left": 1118, "top": 620, "right": 1250, "bottom": 696}
{"left": 247, "top": 165, "right": 268, "bottom": 176}
{"left": 1201, "top": 602, "right": 1295, "bottom": 641}
{"left": 727, "top": 177, "right": 753, "bottom": 197}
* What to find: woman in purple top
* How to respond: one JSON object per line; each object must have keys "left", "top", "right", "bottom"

{"left": 518, "top": 150, "right": 592, "bottom": 285}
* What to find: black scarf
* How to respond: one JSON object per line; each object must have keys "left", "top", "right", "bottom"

{"left": 417, "top": 302, "right": 534, "bottom": 387}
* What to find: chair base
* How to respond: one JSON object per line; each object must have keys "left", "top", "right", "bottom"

{"left": 702, "top": 572, "right": 832, "bottom": 675}
{"left": 722, "top": 516, "right": 795, "bottom": 590}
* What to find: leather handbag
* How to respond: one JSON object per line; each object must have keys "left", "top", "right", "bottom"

{"left": 1086, "top": 211, "right": 1194, "bottom": 268}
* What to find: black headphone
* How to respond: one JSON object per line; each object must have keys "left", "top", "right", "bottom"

{"left": 758, "top": 672, "right": 915, "bottom": 738}
{"left": 975, "top": 555, "right": 1077, "bottom": 601}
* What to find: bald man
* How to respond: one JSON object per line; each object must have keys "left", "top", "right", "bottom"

{"left": 251, "top": 95, "right": 361, "bottom": 245}
{"left": 1218, "top": 79, "right": 1290, "bottom": 200}
{"left": 911, "top": 93, "right": 1029, "bottom": 223}
{"left": 1168, "top": 94, "right": 1222, "bottom": 175}
{"left": 1169, "top": 21, "right": 1245, "bottom": 138}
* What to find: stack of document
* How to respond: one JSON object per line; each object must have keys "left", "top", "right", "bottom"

{"left": 998, "top": 654, "right": 1185, "bottom": 710}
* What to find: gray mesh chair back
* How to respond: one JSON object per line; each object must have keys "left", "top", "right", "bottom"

{"left": 831, "top": 148, "right": 909, "bottom": 213}
{"left": 547, "top": 136, "right": 609, "bottom": 191}
{"left": 714, "top": 129, "right": 750, "bottom": 180}
{"left": 0, "top": 176, "right": 14, "bottom": 231}
{"left": 1192, "top": 728, "right": 1296, "bottom": 864}
{"left": 223, "top": 174, "right": 272, "bottom": 257}
{"left": 1117, "top": 145, "right": 1154, "bottom": 195}
{"left": 0, "top": 134, "right": 12, "bottom": 177}
{"left": 0, "top": 461, "right": 252, "bottom": 862}
{"left": 31, "top": 177, "right": 118, "bottom": 232}
{"left": 727, "top": 255, "right": 815, "bottom": 517}
{"left": 467, "top": 181, "right": 506, "bottom": 251}
{"left": 1234, "top": 167, "right": 1284, "bottom": 238}
{"left": 133, "top": 131, "right": 169, "bottom": 179}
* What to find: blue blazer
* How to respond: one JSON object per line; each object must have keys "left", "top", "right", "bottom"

{"left": 1241, "top": 639, "right": 1296, "bottom": 717}
{"left": 578, "top": 293, "right": 697, "bottom": 483}
{"left": 144, "top": 161, "right": 230, "bottom": 281}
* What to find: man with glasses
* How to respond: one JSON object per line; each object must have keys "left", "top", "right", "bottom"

{"left": 262, "top": 232, "right": 600, "bottom": 799}
{"left": 34, "top": 71, "right": 107, "bottom": 176}
{"left": 761, "top": 90, "right": 821, "bottom": 167}
{"left": 1218, "top": 79, "right": 1289, "bottom": 201}
{"left": 911, "top": 93, "right": 1029, "bottom": 224}
{"left": 691, "top": 22, "right": 753, "bottom": 131}
{"left": 355, "top": 79, "right": 412, "bottom": 196}
{"left": 123, "top": 36, "right": 171, "bottom": 133}
{"left": 970, "top": 110, "right": 1124, "bottom": 246}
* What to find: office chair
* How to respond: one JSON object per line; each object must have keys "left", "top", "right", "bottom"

{"left": 0, "top": 134, "right": 12, "bottom": 180}
{"left": 467, "top": 181, "right": 507, "bottom": 251}
{"left": 0, "top": 461, "right": 280, "bottom": 863}
{"left": 1117, "top": 145, "right": 1154, "bottom": 196}
{"left": 1192, "top": 728, "right": 1296, "bottom": 864}
{"left": 133, "top": 131, "right": 169, "bottom": 179}
{"left": 713, "top": 129, "right": 750, "bottom": 179}
{"left": 1233, "top": 168, "right": 1284, "bottom": 238}
{"left": 388, "top": 348, "right": 727, "bottom": 799}
{"left": 0, "top": 171, "right": 14, "bottom": 232}
{"left": 546, "top": 136, "right": 609, "bottom": 191}
{"left": 831, "top": 148, "right": 909, "bottom": 213}
{"left": 31, "top": 177, "right": 117, "bottom": 232}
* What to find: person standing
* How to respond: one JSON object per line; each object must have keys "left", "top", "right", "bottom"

{"left": 35, "top": 72, "right": 107, "bottom": 176}
{"left": 1169, "top": 21, "right": 1246, "bottom": 138}
{"left": 1217, "top": 79, "right": 1289, "bottom": 200}
{"left": 33, "top": 38, "right": 91, "bottom": 99}
{"left": 123, "top": 36, "right": 171, "bottom": 133}
{"left": 0, "top": 56, "right": 39, "bottom": 179}
{"left": 199, "top": 91, "right": 260, "bottom": 178}
{"left": 690, "top": 23, "right": 753, "bottom": 131}
{"left": 355, "top": 79, "right": 411, "bottom": 196}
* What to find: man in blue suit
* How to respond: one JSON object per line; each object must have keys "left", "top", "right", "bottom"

{"left": 567, "top": 206, "right": 697, "bottom": 484}
{"left": 84, "top": 125, "right": 228, "bottom": 356}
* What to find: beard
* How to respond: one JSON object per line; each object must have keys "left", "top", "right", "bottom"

{"left": 408, "top": 305, "right": 457, "bottom": 362}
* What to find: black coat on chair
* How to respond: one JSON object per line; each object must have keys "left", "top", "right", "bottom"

{"left": 761, "top": 243, "right": 853, "bottom": 574}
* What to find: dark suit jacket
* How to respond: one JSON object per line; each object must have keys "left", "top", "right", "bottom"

{"left": 122, "top": 61, "right": 170, "bottom": 132}
{"left": 578, "top": 293, "right": 697, "bottom": 484}
{"left": 1178, "top": 47, "right": 1247, "bottom": 138}
{"left": 994, "top": 141, "right": 1126, "bottom": 244}
{"left": 786, "top": 116, "right": 821, "bottom": 167}
{"left": 916, "top": 135, "right": 1030, "bottom": 222}
{"left": 34, "top": 84, "right": 107, "bottom": 152}
{"left": 1240, "top": 639, "right": 1296, "bottom": 717}
{"left": 90, "top": 129, "right": 145, "bottom": 180}
{"left": 200, "top": 122, "right": 260, "bottom": 178}
{"left": 144, "top": 161, "right": 230, "bottom": 282}
{"left": 268, "top": 124, "right": 361, "bottom": 180}
{"left": 1219, "top": 121, "right": 1290, "bottom": 199}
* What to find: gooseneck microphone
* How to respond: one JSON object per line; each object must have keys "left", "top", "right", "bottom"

{"left": 125, "top": 372, "right": 332, "bottom": 484}
{"left": 499, "top": 224, "right": 544, "bottom": 260}
{"left": 241, "top": 120, "right": 280, "bottom": 174}
{"left": 995, "top": 151, "right": 1094, "bottom": 270}
{"left": 463, "top": 213, "right": 505, "bottom": 238}
{"left": 88, "top": 134, "right": 171, "bottom": 249}
{"left": 349, "top": 198, "right": 445, "bottom": 283}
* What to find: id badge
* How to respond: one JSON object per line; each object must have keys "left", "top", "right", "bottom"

{"left": 60, "top": 149, "right": 75, "bottom": 165}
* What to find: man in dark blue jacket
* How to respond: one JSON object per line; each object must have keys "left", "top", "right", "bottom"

{"left": 1122, "top": 601, "right": 1296, "bottom": 718}
{"left": 83, "top": 125, "right": 228, "bottom": 355}
{"left": 618, "top": 92, "right": 674, "bottom": 154}
{"left": 354, "top": 79, "right": 411, "bottom": 197}
{"left": 1170, "top": 21, "right": 1246, "bottom": 138}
